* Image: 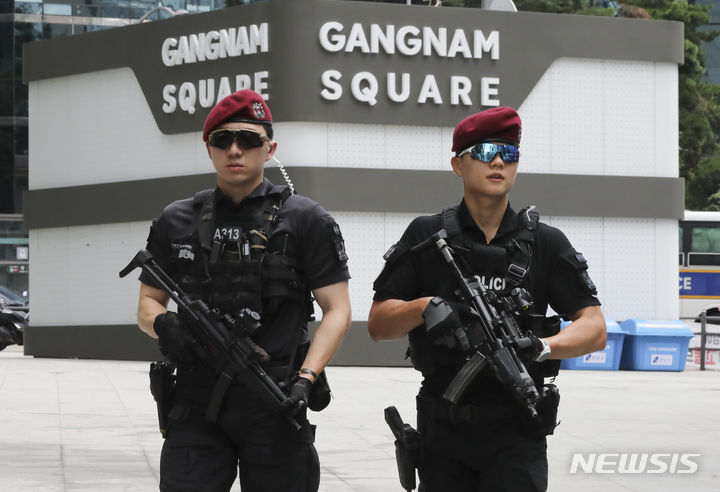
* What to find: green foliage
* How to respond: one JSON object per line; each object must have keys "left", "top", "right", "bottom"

{"left": 574, "top": 7, "right": 615, "bottom": 16}
{"left": 686, "top": 150, "right": 720, "bottom": 209}
{"left": 514, "top": 0, "right": 593, "bottom": 13}
{"left": 706, "top": 188, "right": 720, "bottom": 210}
{"left": 516, "top": 0, "right": 720, "bottom": 211}
{"left": 639, "top": 0, "right": 720, "bottom": 211}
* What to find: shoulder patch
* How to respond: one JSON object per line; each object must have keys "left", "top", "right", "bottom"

{"left": 326, "top": 220, "right": 348, "bottom": 263}
{"left": 560, "top": 248, "right": 588, "bottom": 269}
{"left": 383, "top": 242, "right": 408, "bottom": 263}
{"left": 559, "top": 248, "right": 597, "bottom": 295}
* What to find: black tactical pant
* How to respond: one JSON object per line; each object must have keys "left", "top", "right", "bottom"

{"left": 416, "top": 395, "right": 548, "bottom": 492}
{"left": 159, "top": 384, "right": 319, "bottom": 492}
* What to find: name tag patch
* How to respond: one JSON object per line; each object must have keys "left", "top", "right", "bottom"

{"left": 214, "top": 226, "right": 243, "bottom": 242}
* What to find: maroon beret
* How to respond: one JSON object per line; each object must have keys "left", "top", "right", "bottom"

{"left": 451, "top": 106, "right": 522, "bottom": 153}
{"left": 202, "top": 89, "right": 272, "bottom": 142}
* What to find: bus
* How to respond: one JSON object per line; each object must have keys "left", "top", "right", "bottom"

{"left": 679, "top": 210, "right": 720, "bottom": 369}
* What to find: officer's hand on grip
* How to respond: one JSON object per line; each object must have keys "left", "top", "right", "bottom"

{"left": 153, "top": 311, "right": 199, "bottom": 364}
{"left": 516, "top": 332, "right": 547, "bottom": 364}
{"left": 285, "top": 377, "right": 312, "bottom": 415}
{"left": 422, "top": 296, "right": 479, "bottom": 349}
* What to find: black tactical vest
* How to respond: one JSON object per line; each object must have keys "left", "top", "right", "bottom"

{"left": 171, "top": 187, "right": 311, "bottom": 324}
{"left": 441, "top": 204, "right": 538, "bottom": 293}
{"left": 407, "top": 205, "right": 561, "bottom": 385}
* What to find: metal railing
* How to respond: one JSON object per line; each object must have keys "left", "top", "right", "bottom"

{"left": 682, "top": 313, "right": 720, "bottom": 371}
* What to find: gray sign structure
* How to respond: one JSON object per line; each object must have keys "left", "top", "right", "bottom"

{"left": 24, "top": 0, "right": 683, "bottom": 133}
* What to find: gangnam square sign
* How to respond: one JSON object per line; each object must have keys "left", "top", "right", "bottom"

{"left": 24, "top": 0, "right": 683, "bottom": 134}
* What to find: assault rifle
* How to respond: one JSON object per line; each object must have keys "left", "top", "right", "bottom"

{"left": 417, "top": 230, "right": 541, "bottom": 418}
{"left": 119, "top": 249, "right": 302, "bottom": 430}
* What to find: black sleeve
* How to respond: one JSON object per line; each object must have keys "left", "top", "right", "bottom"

{"left": 372, "top": 216, "right": 437, "bottom": 302}
{"left": 298, "top": 202, "right": 350, "bottom": 291}
{"left": 138, "top": 215, "right": 173, "bottom": 288}
{"left": 540, "top": 225, "right": 601, "bottom": 316}
{"left": 372, "top": 245, "right": 418, "bottom": 302}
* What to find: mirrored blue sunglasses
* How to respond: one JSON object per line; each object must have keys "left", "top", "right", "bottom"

{"left": 458, "top": 142, "right": 520, "bottom": 163}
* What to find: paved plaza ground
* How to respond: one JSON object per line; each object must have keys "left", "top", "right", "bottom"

{"left": 1, "top": 345, "right": 719, "bottom": 491}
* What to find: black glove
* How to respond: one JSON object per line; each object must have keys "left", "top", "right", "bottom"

{"left": 422, "top": 296, "right": 479, "bottom": 349}
{"left": 515, "top": 332, "right": 545, "bottom": 364}
{"left": 285, "top": 377, "right": 312, "bottom": 416}
{"left": 153, "top": 311, "right": 199, "bottom": 364}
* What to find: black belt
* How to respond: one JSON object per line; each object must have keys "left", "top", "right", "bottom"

{"left": 417, "top": 394, "right": 521, "bottom": 425}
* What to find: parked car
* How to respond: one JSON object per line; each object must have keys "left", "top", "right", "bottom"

{"left": 0, "top": 285, "right": 28, "bottom": 313}
{"left": 0, "top": 286, "right": 28, "bottom": 351}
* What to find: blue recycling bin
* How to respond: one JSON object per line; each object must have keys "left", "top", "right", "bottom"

{"left": 619, "top": 319, "right": 694, "bottom": 371}
{"left": 560, "top": 319, "right": 625, "bottom": 371}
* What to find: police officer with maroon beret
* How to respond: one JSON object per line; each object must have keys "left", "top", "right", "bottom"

{"left": 368, "top": 107, "right": 606, "bottom": 491}
{"left": 135, "top": 89, "right": 351, "bottom": 492}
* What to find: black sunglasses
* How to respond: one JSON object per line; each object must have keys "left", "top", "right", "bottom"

{"left": 208, "top": 129, "right": 271, "bottom": 150}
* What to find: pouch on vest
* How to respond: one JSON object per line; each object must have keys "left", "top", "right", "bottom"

{"left": 407, "top": 328, "right": 436, "bottom": 376}
{"left": 308, "top": 370, "right": 332, "bottom": 412}
{"left": 293, "top": 340, "right": 332, "bottom": 412}
{"left": 525, "top": 313, "right": 563, "bottom": 378}
{"left": 520, "top": 383, "right": 560, "bottom": 439}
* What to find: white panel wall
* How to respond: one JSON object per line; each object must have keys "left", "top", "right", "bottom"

{"left": 654, "top": 63, "right": 680, "bottom": 177}
{"left": 602, "top": 61, "right": 656, "bottom": 177}
{"left": 29, "top": 59, "right": 679, "bottom": 191}
{"left": 518, "top": 66, "right": 552, "bottom": 175}
{"left": 520, "top": 58, "right": 676, "bottom": 177}
{"left": 29, "top": 213, "right": 677, "bottom": 326}
{"left": 549, "top": 58, "right": 607, "bottom": 175}
{"left": 29, "top": 212, "right": 432, "bottom": 326}
{"left": 603, "top": 218, "right": 658, "bottom": 317}
{"left": 29, "top": 68, "right": 208, "bottom": 189}
{"left": 272, "top": 122, "right": 329, "bottom": 167}
{"left": 545, "top": 216, "right": 679, "bottom": 321}
{"left": 29, "top": 221, "right": 152, "bottom": 326}
{"left": 330, "top": 211, "right": 386, "bottom": 322}
{"left": 28, "top": 57, "right": 681, "bottom": 328}
{"left": 655, "top": 218, "right": 681, "bottom": 319}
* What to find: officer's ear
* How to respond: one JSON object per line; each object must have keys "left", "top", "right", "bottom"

{"left": 205, "top": 141, "right": 212, "bottom": 159}
{"left": 264, "top": 141, "right": 278, "bottom": 162}
{"left": 451, "top": 155, "right": 463, "bottom": 178}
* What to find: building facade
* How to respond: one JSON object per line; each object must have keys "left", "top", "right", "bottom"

{"left": 23, "top": 0, "right": 685, "bottom": 362}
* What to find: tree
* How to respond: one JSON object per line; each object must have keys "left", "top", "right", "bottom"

{"left": 517, "top": 1, "right": 720, "bottom": 210}
{"left": 665, "top": 4, "right": 720, "bottom": 210}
